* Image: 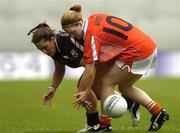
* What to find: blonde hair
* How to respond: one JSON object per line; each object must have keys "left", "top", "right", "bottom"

{"left": 61, "top": 5, "right": 83, "bottom": 30}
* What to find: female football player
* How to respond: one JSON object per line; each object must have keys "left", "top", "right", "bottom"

{"left": 60, "top": 5, "right": 169, "bottom": 131}
{"left": 28, "top": 23, "right": 140, "bottom": 132}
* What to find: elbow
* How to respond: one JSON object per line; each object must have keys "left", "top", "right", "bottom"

{"left": 54, "top": 66, "right": 65, "bottom": 76}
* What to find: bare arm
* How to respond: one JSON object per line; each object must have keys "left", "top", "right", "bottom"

{"left": 78, "top": 62, "right": 96, "bottom": 92}
{"left": 50, "top": 61, "right": 65, "bottom": 90}
{"left": 43, "top": 62, "right": 65, "bottom": 105}
{"left": 74, "top": 62, "right": 96, "bottom": 109}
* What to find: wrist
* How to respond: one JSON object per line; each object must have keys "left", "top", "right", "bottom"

{"left": 48, "top": 86, "right": 56, "bottom": 93}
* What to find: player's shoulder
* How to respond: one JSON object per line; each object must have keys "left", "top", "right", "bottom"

{"left": 56, "top": 30, "right": 72, "bottom": 44}
{"left": 87, "top": 13, "right": 109, "bottom": 27}
{"left": 55, "top": 30, "right": 72, "bottom": 50}
{"left": 56, "top": 30, "right": 69, "bottom": 38}
{"left": 89, "top": 13, "right": 108, "bottom": 18}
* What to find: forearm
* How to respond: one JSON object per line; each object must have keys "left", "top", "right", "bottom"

{"left": 50, "top": 63, "right": 65, "bottom": 90}
{"left": 78, "top": 63, "right": 96, "bottom": 93}
{"left": 51, "top": 70, "right": 64, "bottom": 89}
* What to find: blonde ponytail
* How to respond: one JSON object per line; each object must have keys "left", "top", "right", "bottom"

{"left": 69, "top": 5, "right": 81, "bottom": 13}
{"left": 61, "top": 5, "right": 83, "bottom": 30}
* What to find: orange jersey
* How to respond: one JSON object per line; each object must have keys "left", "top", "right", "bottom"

{"left": 83, "top": 14, "right": 156, "bottom": 64}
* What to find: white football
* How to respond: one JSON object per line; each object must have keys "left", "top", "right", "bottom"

{"left": 103, "top": 94, "right": 127, "bottom": 118}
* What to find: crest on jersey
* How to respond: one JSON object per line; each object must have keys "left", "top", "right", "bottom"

{"left": 70, "top": 49, "right": 78, "bottom": 58}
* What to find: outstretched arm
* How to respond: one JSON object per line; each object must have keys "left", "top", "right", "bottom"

{"left": 50, "top": 62, "right": 65, "bottom": 89}
{"left": 74, "top": 62, "right": 96, "bottom": 109}
{"left": 43, "top": 62, "right": 65, "bottom": 105}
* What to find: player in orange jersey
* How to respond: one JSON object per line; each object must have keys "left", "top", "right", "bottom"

{"left": 61, "top": 5, "right": 169, "bottom": 131}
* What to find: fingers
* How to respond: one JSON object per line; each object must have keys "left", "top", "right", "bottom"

{"left": 84, "top": 103, "right": 91, "bottom": 110}
{"left": 42, "top": 92, "right": 54, "bottom": 106}
{"left": 43, "top": 95, "right": 49, "bottom": 105}
{"left": 72, "top": 98, "right": 81, "bottom": 109}
{"left": 84, "top": 100, "right": 92, "bottom": 106}
{"left": 73, "top": 102, "right": 81, "bottom": 109}
{"left": 73, "top": 91, "right": 93, "bottom": 110}
{"left": 73, "top": 100, "right": 93, "bottom": 110}
{"left": 74, "top": 93, "right": 80, "bottom": 98}
{"left": 83, "top": 100, "right": 93, "bottom": 110}
{"left": 43, "top": 97, "right": 51, "bottom": 106}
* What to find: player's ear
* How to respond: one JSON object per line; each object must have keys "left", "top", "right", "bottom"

{"left": 79, "top": 21, "right": 83, "bottom": 27}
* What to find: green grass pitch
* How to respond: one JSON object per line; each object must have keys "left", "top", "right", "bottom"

{"left": 0, "top": 77, "right": 180, "bottom": 133}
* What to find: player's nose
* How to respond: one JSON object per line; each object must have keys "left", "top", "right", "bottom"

{"left": 70, "top": 34, "right": 76, "bottom": 38}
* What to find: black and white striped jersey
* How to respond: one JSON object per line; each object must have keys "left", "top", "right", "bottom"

{"left": 52, "top": 31, "right": 84, "bottom": 68}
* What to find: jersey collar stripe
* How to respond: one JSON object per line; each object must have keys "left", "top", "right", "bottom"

{"left": 55, "top": 38, "right": 60, "bottom": 52}
{"left": 91, "top": 36, "right": 98, "bottom": 61}
{"left": 82, "top": 19, "right": 88, "bottom": 39}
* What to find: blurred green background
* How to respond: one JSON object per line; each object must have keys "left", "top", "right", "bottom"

{"left": 0, "top": 78, "right": 180, "bottom": 133}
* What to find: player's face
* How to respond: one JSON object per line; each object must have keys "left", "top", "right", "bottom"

{"left": 35, "top": 37, "right": 56, "bottom": 57}
{"left": 65, "top": 23, "right": 83, "bottom": 39}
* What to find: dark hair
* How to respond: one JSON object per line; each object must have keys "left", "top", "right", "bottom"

{"left": 27, "top": 23, "right": 55, "bottom": 44}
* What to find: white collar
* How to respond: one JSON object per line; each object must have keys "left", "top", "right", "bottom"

{"left": 82, "top": 18, "right": 88, "bottom": 39}
{"left": 55, "top": 37, "right": 60, "bottom": 52}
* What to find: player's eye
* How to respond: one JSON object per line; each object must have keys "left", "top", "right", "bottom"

{"left": 40, "top": 45, "right": 48, "bottom": 50}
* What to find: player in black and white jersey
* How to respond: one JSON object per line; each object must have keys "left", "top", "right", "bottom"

{"left": 28, "top": 23, "right": 140, "bottom": 132}
{"left": 53, "top": 31, "right": 84, "bottom": 68}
